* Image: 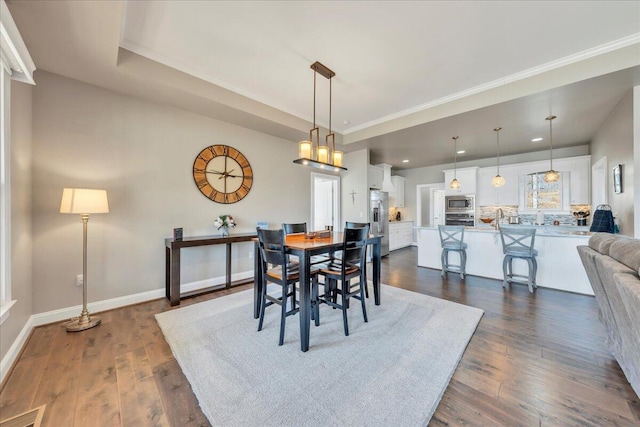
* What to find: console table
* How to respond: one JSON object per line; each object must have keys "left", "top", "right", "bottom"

{"left": 165, "top": 232, "right": 257, "bottom": 306}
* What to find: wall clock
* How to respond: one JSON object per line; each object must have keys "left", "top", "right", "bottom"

{"left": 192, "top": 144, "right": 253, "bottom": 204}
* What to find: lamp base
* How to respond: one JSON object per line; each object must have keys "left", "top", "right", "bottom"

{"left": 66, "top": 313, "right": 101, "bottom": 332}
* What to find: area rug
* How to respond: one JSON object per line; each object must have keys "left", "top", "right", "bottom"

{"left": 156, "top": 285, "right": 483, "bottom": 426}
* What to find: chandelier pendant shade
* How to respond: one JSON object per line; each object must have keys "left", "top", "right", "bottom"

{"left": 543, "top": 115, "right": 559, "bottom": 182}
{"left": 294, "top": 61, "right": 346, "bottom": 171}
{"left": 492, "top": 127, "right": 505, "bottom": 187}
{"left": 450, "top": 136, "right": 461, "bottom": 190}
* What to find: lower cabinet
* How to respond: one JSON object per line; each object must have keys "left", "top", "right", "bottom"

{"left": 389, "top": 221, "right": 413, "bottom": 251}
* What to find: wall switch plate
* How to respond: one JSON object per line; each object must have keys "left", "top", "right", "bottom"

{"left": 76, "top": 274, "right": 83, "bottom": 287}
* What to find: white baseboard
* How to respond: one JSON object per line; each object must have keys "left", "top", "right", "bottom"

{"left": 0, "top": 269, "right": 253, "bottom": 384}
{"left": 0, "top": 315, "right": 34, "bottom": 384}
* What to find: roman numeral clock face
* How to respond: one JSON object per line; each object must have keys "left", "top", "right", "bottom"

{"left": 193, "top": 145, "right": 253, "bottom": 204}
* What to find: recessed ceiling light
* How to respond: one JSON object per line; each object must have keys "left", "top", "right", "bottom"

{"left": 402, "top": 159, "right": 409, "bottom": 163}
{"left": 343, "top": 120, "right": 351, "bottom": 125}
{"left": 531, "top": 137, "right": 543, "bottom": 142}
{"left": 457, "top": 150, "right": 466, "bottom": 154}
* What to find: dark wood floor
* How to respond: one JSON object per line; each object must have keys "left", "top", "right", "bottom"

{"left": 1, "top": 247, "right": 638, "bottom": 426}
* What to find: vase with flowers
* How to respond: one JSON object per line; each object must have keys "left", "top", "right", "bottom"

{"left": 214, "top": 214, "right": 236, "bottom": 237}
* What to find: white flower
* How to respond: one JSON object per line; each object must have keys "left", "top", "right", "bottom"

{"left": 214, "top": 214, "right": 236, "bottom": 229}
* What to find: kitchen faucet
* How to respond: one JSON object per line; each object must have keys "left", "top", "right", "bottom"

{"left": 494, "top": 208, "right": 504, "bottom": 230}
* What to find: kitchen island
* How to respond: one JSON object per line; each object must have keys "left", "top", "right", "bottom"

{"left": 417, "top": 226, "right": 593, "bottom": 295}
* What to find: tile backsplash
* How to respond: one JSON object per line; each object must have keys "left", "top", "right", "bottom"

{"left": 479, "top": 205, "right": 591, "bottom": 226}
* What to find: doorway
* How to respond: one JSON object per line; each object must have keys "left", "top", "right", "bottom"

{"left": 312, "top": 173, "right": 340, "bottom": 231}
{"left": 416, "top": 183, "right": 445, "bottom": 227}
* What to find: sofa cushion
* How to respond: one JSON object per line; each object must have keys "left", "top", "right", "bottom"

{"left": 577, "top": 246, "right": 617, "bottom": 336}
{"left": 609, "top": 238, "right": 640, "bottom": 273}
{"left": 613, "top": 272, "right": 640, "bottom": 397}
{"left": 588, "top": 233, "right": 626, "bottom": 255}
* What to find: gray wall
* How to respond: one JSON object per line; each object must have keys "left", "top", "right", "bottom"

{"left": 1, "top": 81, "right": 33, "bottom": 361}
{"left": 30, "top": 71, "right": 313, "bottom": 313}
{"left": 590, "top": 89, "right": 635, "bottom": 236}
{"left": 341, "top": 149, "right": 370, "bottom": 227}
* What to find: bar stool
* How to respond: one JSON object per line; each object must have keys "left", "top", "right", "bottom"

{"left": 499, "top": 226, "right": 538, "bottom": 293}
{"left": 437, "top": 225, "right": 467, "bottom": 279}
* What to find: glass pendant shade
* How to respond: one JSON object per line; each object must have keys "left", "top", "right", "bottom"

{"left": 492, "top": 127, "right": 505, "bottom": 187}
{"left": 544, "top": 115, "right": 559, "bottom": 182}
{"left": 543, "top": 169, "right": 560, "bottom": 182}
{"left": 332, "top": 150, "right": 343, "bottom": 167}
{"left": 317, "top": 145, "right": 329, "bottom": 163}
{"left": 298, "top": 141, "right": 312, "bottom": 159}
{"left": 492, "top": 174, "right": 506, "bottom": 187}
{"left": 450, "top": 136, "right": 461, "bottom": 190}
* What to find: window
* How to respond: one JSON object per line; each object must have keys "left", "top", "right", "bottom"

{"left": 0, "top": 59, "right": 13, "bottom": 323}
{"left": 0, "top": 1, "right": 36, "bottom": 323}
{"left": 524, "top": 172, "right": 562, "bottom": 210}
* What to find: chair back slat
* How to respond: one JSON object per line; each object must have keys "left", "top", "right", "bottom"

{"left": 438, "top": 225, "right": 465, "bottom": 249}
{"left": 345, "top": 221, "right": 369, "bottom": 229}
{"left": 341, "top": 226, "right": 369, "bottom": 266}
{"left": 257, "top": 228, "right": 287, "bottom": 267}
{"left": 283, "top": 223, "right": 307, "bottom": 235}
{"left": 500, "top": 226, "right": 536, "bottom": 256}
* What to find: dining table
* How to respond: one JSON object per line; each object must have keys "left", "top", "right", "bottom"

{"left": 253, "top": 232, "right": 383, "bottom": 352}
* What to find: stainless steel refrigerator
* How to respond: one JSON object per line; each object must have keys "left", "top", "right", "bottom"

{"left": 370, "top": 190, "right": 390, "bottom": 256}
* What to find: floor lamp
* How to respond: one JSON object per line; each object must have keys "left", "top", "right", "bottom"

{"left": 60, "top": 188, "right": 109, "bottom": 332}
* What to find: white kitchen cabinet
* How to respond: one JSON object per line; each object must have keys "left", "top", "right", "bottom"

{"left": 554, "top": 156, "right": 591, "bottom": 204}
{"left": 478, "top": 164, "right": 527, "bottom": 206}
{"left": 443, "top": 167, "right": 478, "bottom": 196}
{"left": 390, "top": 175, "right": 405, "bottom": 207}
{"left": 389, "top": 221, "right": 413, "bottom": 251}
{"left": 368, "top": 165, "right": 383, "bottom": 190}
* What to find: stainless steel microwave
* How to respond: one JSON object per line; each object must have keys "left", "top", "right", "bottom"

{"left": 445, "top": 195, "right": 475, "bottom": 212}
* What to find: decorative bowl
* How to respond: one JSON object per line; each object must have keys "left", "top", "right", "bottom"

{"left": 479, "top": 218, "right": 493, "bottom": 224}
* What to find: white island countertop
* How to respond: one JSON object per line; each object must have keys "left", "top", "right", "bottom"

{"left": 416, "top": 225, "right": 593, "bottom": 295}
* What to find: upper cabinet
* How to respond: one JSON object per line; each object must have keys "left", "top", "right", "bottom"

{"left": 443, "top": 167, "right": 478, "bottom": 196}
{"left": 390, "top": 175, "right": 406, "bottom": 207}
{"left": 476, "top": 155, "right": 590, "bottom": 208}
{"left": 553, "top": 156, "right": 591, "bottom": 205}
{"left": 368, "top": 165, "right": 383, "bottom": 190}
{"left": 477, "top": 164, "right": 519, "bottom": 206}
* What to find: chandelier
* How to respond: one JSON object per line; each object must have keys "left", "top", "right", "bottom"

{"left": 293, "top": 61, "right": 346, "bottom": 171}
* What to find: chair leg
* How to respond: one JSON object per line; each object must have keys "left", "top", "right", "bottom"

{"left": 502, "top": 256, "right": 510, "bottom": 289}
{"left": 526, "top": 258, "right": 534, "bottom": 293}
{"left": 278, "top": 283, "right": 288, "bottom": 346}
{"left": 360, "top": 272, "right": 368, "bottom": 323}
{"left": 441, "top": 249, "right": 447, "bottom": 277}
{"left": 363, "top": 263, "right": 369, "bottom": 298}
{"left": 532, "top": 257, "right": 538, "bottom": 287}
{"left": 460, "top": 249, "right": 466, "bottom": 279}
{"left": 258, "top": 280, "right": 267, "bottom": 331}
{"left": 341, "top": 283, "right": 349, "bottom": 336}
{"left": 312, "top": 276, "right": 320, "bottom": 327}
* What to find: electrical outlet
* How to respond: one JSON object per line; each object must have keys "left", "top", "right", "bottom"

{"left": 76, "top": 274, "right": 83, "bottom": 287}
{"left": 248, "top": 251, "right": 253, "bottom": 259}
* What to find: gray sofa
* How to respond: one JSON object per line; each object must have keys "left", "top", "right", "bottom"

{"left": 578, "top": 233, "right": 640, "bottom": 397}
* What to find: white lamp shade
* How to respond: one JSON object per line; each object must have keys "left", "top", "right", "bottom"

{"left": 317, "top": 145, "right": 329, "bottom": 163}
{"left": 60, "top": 188, "right": 109, "bottom": 214}
{"left": 298, "top": 140, "right": 312, "bottom": 159}
{"left": 332, "top": 150, "right": 343, "bottom": 167}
